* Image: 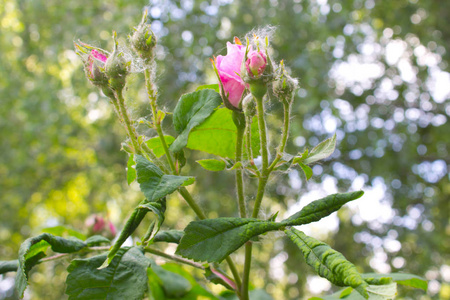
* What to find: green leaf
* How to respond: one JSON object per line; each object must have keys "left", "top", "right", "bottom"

{"left": 147, "top": 267, "right": 166, "bottom": 300}
{"left": 170, "top": 89, "right": 222, "bottom": 152}
{"left": 153, "top": 230, "right": 184, "bottom": 244}
{"left": 85, "top": 235, "right": 110, "bottom": 247}
{"left": 197, "top": 159, "right": 226, "bottom": 171}
{"left": 160, "top": 263, "right": 219, "bottom": 299}
{"left": 16, "top": 233, "right": 86, "bottom": 297}
{"left": 196, "top": 84, "right": 220, "bottom": 93}
{"left": 136, "top": 155, "right": 194, "bottom": 203}
{"left": 0, "top": 260, "right": 18, "bottom": 274}
{"left": 185, "top": 108, "right": 260, "bottom": 159}
{"left": 366, "top": 283, "right": 397, "bottom": 299}
{"left": 321, "top": 283, "right": 399, "bottom": 300}
{"left": 205, "top": 267, "right": 236, "bottom": 290}
{"left": 281, "top": 191, "right": 364, "bottom": 226}
{"left": 176, "top": 218, "right": 280, "bottom": 262}
{"left": 150, "top": 262, "right": 192, "bottom": 298}
{"left": 362, "top": 273, "right": 427, "bottom": 291}
{"left": 220, "top": 289, "right": 273, "bottom": 300}
{"left": 42, "top": 225, "right": 86, "bottom": 240}
{"left": 298, "top": 162, "right": 313, "bottom": 180}
{"left": 285, "top": 228, "right": 369, "bottom": 299}
{"left": 127, "top": 154, "right": 136, "bottom": 185}
{"left": 302, "top": 134, "right": 337, "bottom": 165}
{"left": 145, "top": 135, "right": 175, "bottom": 158}
{"left": 66, "top": 247, "right": 149, "bottom": 300}
{"left": 104, "top": 197, "right": 166, "bottom": 266}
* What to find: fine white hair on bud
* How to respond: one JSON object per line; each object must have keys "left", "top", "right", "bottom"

{"left": 244, "top": 25, "right": 278, "bottom": 48}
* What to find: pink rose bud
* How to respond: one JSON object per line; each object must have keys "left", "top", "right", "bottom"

{"left": 246, "top": 51, "right": 267, "bottom": 78}
{"left": 212, "top": 37, "right": 247, "bottom": 110}
{"left": 108, "top": 221, "right": 117, "bottom": 237}
{"left": 74, "top": 41, "right": 110, "bottom": 88}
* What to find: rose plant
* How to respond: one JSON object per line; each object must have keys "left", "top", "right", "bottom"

{"left": 0, "top": 12, "right": 428, "bottom": 300}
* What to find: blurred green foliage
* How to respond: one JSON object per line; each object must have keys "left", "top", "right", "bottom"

{"left": 0, "top": 0, "right": 448, "bottom": 299}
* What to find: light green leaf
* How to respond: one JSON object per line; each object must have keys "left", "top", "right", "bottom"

{"left": 196, "top": 84, "right": 220, "bottom": 93}
{"left": 170, "top": 89, "right": 222, "bottom": 152}
{"left": 197, "top": 159, "right": 226, "bottom": 171}
{"left": 303, "top": 134, "right": 337, "bottom": 165}
{"left": 145, "top": 135, "right": 175, "bottom": 158}
{"left": 147, "top": 267, "right": 165, "bottom": 300}
{"left": 127, "top": 154, "right": 136, "bottom": 185}
{"left": 136, "top": 155, "right": 194, "bottom": 203}
{"left": 285, "top": 228, "right": 369, "bottom": 299}
{"left": 186, "top": 108, "right": 260, "bottom": 159}
{"left": 153, "top": 230, "right": 184, "bottom": 244}
{"left": 281, "top": 191, "right": 364, "bottom": 226}
{"left": 66, "top": 247, "right": 149, "bottom": 300}
{"left": 366, "top": 283, "right": 397, "bottom": 299}
{"left": 0, "top": 260, "right": 19, "bottom": 274}
{"left": 176, "top": 218, "right": 280, "bottom": 262}
{"left": 41, "top": 225, "right": 86, "bottom": 240}
{"left": 362, "top": 273, "right": 427, "bottom": 291}
{"left": 16, "top": 233, "right": 86, "bottom": 297}
{"left": 298, "top": 162, "right": 313, "bottom": 180}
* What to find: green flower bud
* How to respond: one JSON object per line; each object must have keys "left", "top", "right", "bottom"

{"left": 272, "top": 60, "right": 299, "bottom": 103}
{"left": 242, "top": 94, "right": 256, "bottom": 117}
{"left": 105, "top": 31, "right": 130, "bottom": 92}
{"left": 130, "top": 11, "right": 157, "bottom": 63}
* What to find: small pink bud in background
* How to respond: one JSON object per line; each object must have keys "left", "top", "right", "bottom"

{"left": 85, "top": 214, "right": 116, "bottom": 239}
{"left": 246, "top": 51, "right": 267, "bottom": 78}
{"left": 108, "top": 221, "right": 117, "bottom": 237}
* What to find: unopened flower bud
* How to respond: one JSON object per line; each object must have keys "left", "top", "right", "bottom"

{"left": 246, "top": 51, "right": 267, "bottom": 78}
{"left": 85, "top": 214, "right": 117, "bottom": 239}
{"left": 242, "top": 94, "right": 256, "bottom": 117}
{"left": 74, "top": 41, "right": 109, "bottom": 89}
{"left": 130, "top": 12, "right": 157, "bottom": 63}
{"left": 272, "top": 61, "right": 298, "bottom": 103}
{"left": 105, "top": 32, "right": 130, "bottom": 92}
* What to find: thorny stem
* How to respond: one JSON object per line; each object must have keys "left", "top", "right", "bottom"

{"left": 244, "top": 116, "right": 261, "bottom": 177}
{"left": 242, "top": 96, "right": 270, "bottom": 300}
{"left": 235, "top": 124, "right": 247, "bottom": 218}
{"left": 115, "top": 89, "right": 141, "bottom": 155}
{"left": 145, "top": 247, "right": 205, "bottom": 270}
{"left": 268, "top": 100, "right": 291, "bottom": 172}
{"left": 144, "top": 68, "right": 177, "bottom": 175}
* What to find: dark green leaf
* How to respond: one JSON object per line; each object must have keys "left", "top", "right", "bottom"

{"left": 104, "top": 197, "right": 167, "bottom": 266}
{"left": 281, "top": 191, "right": 364, "bottom": 226}
{"left": 16, "top": 233, "right": 86, "bottom": 297}
{"left": 145, "top": 135, "right": 175, "bottom": 158}
{"left": 66, "top": 247, "right": 149, "bottom": 300}
{"left": 285, "top": 228, "right": 369, "bottom": 299}
{"left": 362, "top": 273, "right": 427, "bottom": 291}
{"left": 127, "top": 154, "right": 136, "bottom": 185}
{"left": 196, "top": 84, "right": 220, "bottom": 93}
{"left": 153, "top": 230, "right": 184, "bottom": 244}
{"left": 151, "top": 262, "right": 192, "bottom": 298}
{"left": 176, "top": 218, "right": 280, "bottom": 262}
{"left": 197, "top": 159, "right": 226, "bottom": 171}
{"left": 302, "top": 134, "right": 337, "bottom": 165}
{"left": 136, "top": 155, "right": 194, "bottom": 203}
{"left": 185, "top": 108, "right": 260, "bottom": 159}
{"left": 170, "top": 89, "right": 222, "bottom": 152}
{"left": 85, "top": 235, "right": 110, "bottom": 247}
{"left": 0, "top": 260, "right": 18, "bottom": 274}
